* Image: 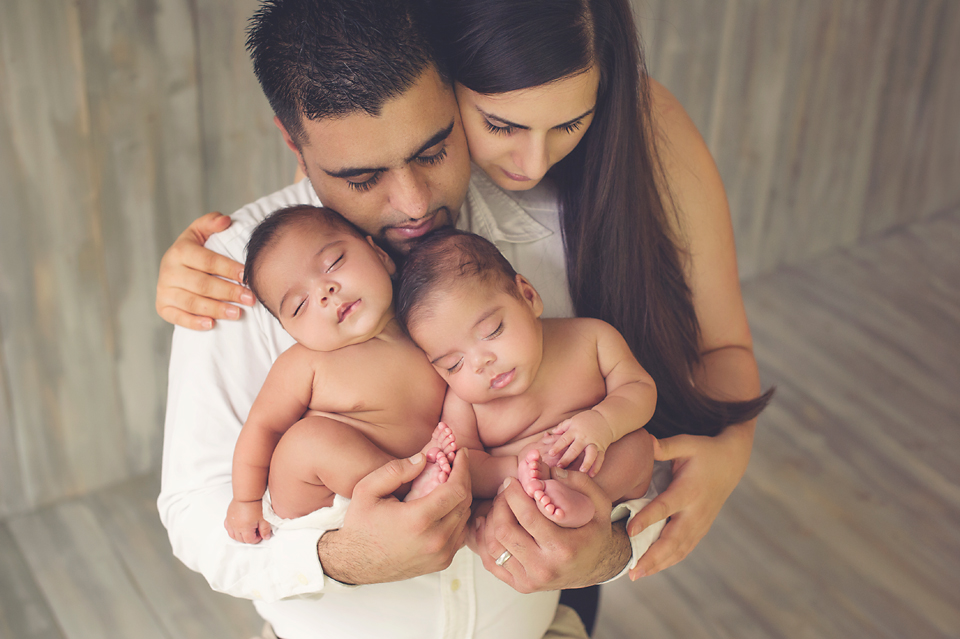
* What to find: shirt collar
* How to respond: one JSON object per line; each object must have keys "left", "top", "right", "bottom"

{"left": 462, "top": 164, "right": 553, "bottom": 244}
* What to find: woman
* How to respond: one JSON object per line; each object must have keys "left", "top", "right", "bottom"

{"left": 156, "top": 0, "right": 770, "bottom": 616}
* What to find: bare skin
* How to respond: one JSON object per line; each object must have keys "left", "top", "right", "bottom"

{"left": 225, "top": 217, "right": 452, "bottom": 543}
{"left": 158, "top": 78, "right": 762, "bottom": 588}
{"left": 409, "top": 275, "right": 656, "bottom": 529}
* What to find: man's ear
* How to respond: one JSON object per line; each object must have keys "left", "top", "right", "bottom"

{"left": 367, "top": 236, "right": 397, "bottom": 276}
{"left": 515, "top": 274, "right": 544, "bottom": 318}
{"left": 274, "top": 116, "right": 308, "bottom": 177}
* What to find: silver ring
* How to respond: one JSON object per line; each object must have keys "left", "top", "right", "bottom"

{"left": 495, "top": 550, "right": 512, "bottom": 567}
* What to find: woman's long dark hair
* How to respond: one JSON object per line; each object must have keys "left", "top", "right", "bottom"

{"left": 420, "top": 0, "right": 772, "bottom": 438}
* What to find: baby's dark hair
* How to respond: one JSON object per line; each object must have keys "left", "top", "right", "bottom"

{"left": 396, "top": 228, "right": 518, "bottom": 332}
{"left": 244, "top": 205, "right": 362, "bottom": 318}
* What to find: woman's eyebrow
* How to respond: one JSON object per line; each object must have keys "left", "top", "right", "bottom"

{"left": 476, "top": 105, "right": 595, "bottom": 130}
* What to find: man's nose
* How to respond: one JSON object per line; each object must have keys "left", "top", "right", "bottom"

{"left": 388, "top": 166, "right": 431, "bottom": 220}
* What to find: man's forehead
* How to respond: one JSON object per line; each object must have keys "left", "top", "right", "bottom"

{"left": 300, "top": 69, "right": 458, "bottom": 172}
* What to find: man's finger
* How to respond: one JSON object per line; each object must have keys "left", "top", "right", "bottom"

{"left": 185, "top": 211, "right": 233, "bottom": 245}
{"left": 354, "top": 453, "right": 427, "bottom": 500}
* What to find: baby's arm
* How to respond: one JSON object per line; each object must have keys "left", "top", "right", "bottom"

{"left": 440, "top": 391, "right": 517, "bottom": 498}
{"left": 548, "top": 321, "right": 657, "bottom": 475}
{"left": 226, "top": 346, "right": 315, "bottom": 543}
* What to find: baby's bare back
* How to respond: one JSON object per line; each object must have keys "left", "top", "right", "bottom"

{"left": 477, "top": 318, "right": 607, "bottom": 456}
{"left": 303, "top": 334, "right": 446, "bottom": 458}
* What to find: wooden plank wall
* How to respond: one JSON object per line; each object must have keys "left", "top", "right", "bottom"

{"left": 0, "top": 1, "right": 957, "bottom": 517}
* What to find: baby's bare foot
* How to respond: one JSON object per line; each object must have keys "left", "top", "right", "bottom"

{"left": 534, "top": 479, "right": 595, "bottom": 528}
{"left": 425, "top": 422, "right": 458, "bottom": 464}
{"left": 518, "top": 449, "right": 547, "bottom": 498}
{"left": 406, "top": 456, "right": 450, "bottom": 501}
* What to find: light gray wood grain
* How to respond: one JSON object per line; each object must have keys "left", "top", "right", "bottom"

{"left": 0, "top": 524, "right": 65, "bottom": 639}
{"left": 0, "top": 0, "right": 128, "bottom": 512}
{"left": 86, "top": 474, "right": 264, "bottom": 639}
{"left": 194, "top": 0, "right": 297, "bottom": 216}
{"left": 595, "top": 211, "right": 960, "bottom": 639}
{"left": 8, "top": 501, "right": 169, "bottom": 639}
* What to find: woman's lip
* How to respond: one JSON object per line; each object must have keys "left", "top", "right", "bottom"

{"left": 337, "top": 300, "right": 359, "bottom": 322}
{"left": 490, "top": 368, "right": 516, "bottom": 389}
{"left": 500, "top": 168, "right": 530, "bottom": 182}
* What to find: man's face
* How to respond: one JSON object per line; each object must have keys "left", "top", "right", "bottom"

{"left": 281, "top": 67, "right": 472, "bottom": 255}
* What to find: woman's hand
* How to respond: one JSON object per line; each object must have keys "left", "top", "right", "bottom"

{"left": 155, "top": 212, "right": 256, "bottom": 330}
{"left": 627, "top": 426, "right": 753, "bottom": 579}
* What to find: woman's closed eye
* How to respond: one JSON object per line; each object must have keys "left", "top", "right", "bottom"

{"left": 483, "top": 119, "right": 515, "bottom": 136}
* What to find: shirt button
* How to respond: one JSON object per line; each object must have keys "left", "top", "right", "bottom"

{"left": 297, "top": 573, "right": 309, "bottom": 585}
{"left": 450, "top": 579, "right": 461, "bottom": 591}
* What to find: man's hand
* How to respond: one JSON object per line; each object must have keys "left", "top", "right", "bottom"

{"left": 475, "top": 470, "right": 630, "bottom": 592}
{"left": 318, "top": 449, "right": 473, "bottom": 585}
{"left": 156, "top": 212, "right": 255, "bottom": 330}
{"left": 627, "top": 432, "right": 749, "bottom": 579}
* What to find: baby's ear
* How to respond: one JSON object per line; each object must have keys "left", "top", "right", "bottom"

{"left": 366, "top": 236, "right": 397, "bottom": 275}
{"left": 515, "top": 274, "right": 544, "bottom": 318}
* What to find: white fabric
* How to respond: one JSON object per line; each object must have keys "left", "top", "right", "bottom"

{"left": 262, "top": 491, "right": 351, "bottom": 532}
{"left": 158, "top": 166, "right": 664, "bottom": 639}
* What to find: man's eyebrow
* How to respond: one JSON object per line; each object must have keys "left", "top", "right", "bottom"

{"left": 476, "top": 106, "right": 595, "bottom": 130}
{"left": 322, "top": 121, "right": 455, "bottom": 179}
{"left": 405, "top": 121, "right": 455, "bottom": 163}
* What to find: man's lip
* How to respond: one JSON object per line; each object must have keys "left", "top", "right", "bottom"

{"left": 490, "top": 369, "right": 516, "bottom": 389}
{"left": 500, "top": 168, "right": 530, "bottom": 182}
{"left": 388, "top": 214, "right": 439, "bottom": 240}
{"left": 337, "top": 300, "right": 359, "bottom": 323}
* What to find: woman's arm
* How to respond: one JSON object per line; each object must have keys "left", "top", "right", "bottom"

{"left": 155, "top": 212, "right": 254, "bottom": 329}
{"left": 626, "top": 79, "right": 763, "bottom": 579}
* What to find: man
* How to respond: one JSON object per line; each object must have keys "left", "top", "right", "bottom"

{"left": 158, "top": 1, "right": 659, "bottom": 637}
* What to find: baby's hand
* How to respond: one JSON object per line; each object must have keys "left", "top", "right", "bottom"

{"left": 225, "top": 498, "right": 272, "bottom": 544}
{"left": 546, "top": 410, "right": 616, "bottom": 476}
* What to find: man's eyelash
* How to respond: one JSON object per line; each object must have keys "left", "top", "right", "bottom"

{"left": 347, "top": 172, "right": 382, "bottom": 192}
{"left": 417, "top": 147, "right": 448, "bottom": 166}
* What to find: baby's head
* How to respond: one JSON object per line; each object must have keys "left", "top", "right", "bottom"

{"left": 397, "top": 228, "right": 545, "bottom": 404}
{"left": 245, "top": 205, "right": 396, "bottom": 351}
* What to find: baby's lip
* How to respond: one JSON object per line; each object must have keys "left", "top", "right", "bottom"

{"left": 337, "top": 300, "right": 359, "bottom": 323}
{"left": 490, "top": 368, "right": 516, "bottom": 390}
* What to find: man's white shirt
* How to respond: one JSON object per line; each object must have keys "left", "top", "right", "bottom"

{"left": 158, "top": 166, "right": 663, "bottom": 639}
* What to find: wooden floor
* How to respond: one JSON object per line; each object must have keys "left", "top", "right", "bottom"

{"left": 2, "top": 210, "right": 958, "bottom": 639}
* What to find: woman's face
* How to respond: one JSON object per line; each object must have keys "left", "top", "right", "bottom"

{"left": 455, "top": 66, "right": 600, "bottom": 191}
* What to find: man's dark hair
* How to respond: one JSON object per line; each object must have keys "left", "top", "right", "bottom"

{"left": 247, "top": 0, "right": 446, "bottom": 147}
{"left": 396, "top": 228, "right": 519, "bottom": 332}
{"left": 244, "top": 205, "right": 362, "bottom": 318}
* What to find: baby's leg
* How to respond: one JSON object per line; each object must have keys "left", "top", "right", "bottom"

{"left": 517, "top": 447, "right": 595, "bottom": 528}
{"left": 590, "top": 429, "right": 654, "bottom": 502}
{"left": 407, "top": 423, "right": 458, "bottom": 501}
{"left": 268, "top": 415, "right": 396, "bottom": 519}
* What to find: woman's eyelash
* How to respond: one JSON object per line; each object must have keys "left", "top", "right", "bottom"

{"left": 483, "top": 120, "right": 515, "bottom": 136}
{"left": 558, "top": 120, "right": 583, "bottom": 134}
